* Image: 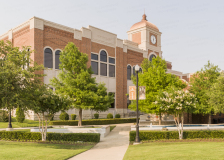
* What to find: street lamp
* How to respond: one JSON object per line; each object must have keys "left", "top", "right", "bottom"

{"left": 135, "top": 64, "right": 140, "bottom": 143}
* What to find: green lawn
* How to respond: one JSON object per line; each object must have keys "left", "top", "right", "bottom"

{"left": 0, "top": 141, "right": 93, "bottom": 160}
{"left": 123, "top": 142, "right": 224, "bottom": 160}
{"left": 0, "top": 118, "right": 40, "bottom": 128}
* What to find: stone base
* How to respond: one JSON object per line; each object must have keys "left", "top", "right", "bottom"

{"left": 6, "top": 128, "right": 14, "bottom": 131}
{"left": 139, "top": 120, "right": 175, "bottom": 125}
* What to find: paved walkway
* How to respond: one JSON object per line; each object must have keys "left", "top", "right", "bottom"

{"left": 69, "top": 123, "right": 132, "bottom": 160}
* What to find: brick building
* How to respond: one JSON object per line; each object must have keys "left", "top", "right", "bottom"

{"left": 0, "top": 14, "right": 192, "bottom": 120}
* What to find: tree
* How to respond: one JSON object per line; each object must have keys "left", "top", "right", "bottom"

{"left": 208, "top": 73, "right": 224, "bottom": 113}
{"left": 15, "top": 106, "right": 25, "bottom": 123}
{"left": 51, "top": 42, "right": 113, "bottom": 126}
{"left": 0, "top": 40, "right": 44, "bottom": 127}
{"left": 156, "top": 88, "right": 197, "bottom": 139}
{"left": 190, "top": 61, "right": 220, "bottom": 123}
{"left": 27, "top": 86, "right": 71, "bottom": 141}
{"left": 129, "top": 57, "right": 186, "bottom": 124}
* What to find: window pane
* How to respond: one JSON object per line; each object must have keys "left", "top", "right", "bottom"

{"left": 44, "top": 48, "right": 53, "bottom": 68}
{"left": 91, "top": 53, "right": 98, "bottom": 60}
{"left": 133, "top": 66, "right": 136, "bottom": 76}
{"left": 100, "top": 63, "right": 107, "bottom": 76}
{"left": 91, "top": 61, "right": 98, "bottom": 75}
{"left": 55, "top": 50, "right": 61, "bottom": 69}
{"left": 109, "top": 57, "right": 115, "bottom": 64}
{"left": 149, "top": 54, "right": 156, "bottom": 61}
{"left": 100, "top": 50, "right": 107, "bottom": 62}
{"left": 127, "top": 65, "right": 131, "bottom": 80}
{"left": 109, "top": 65, "right": 115, "bottom": 77}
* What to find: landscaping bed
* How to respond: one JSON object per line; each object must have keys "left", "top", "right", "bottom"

{"left": 130, "top": 130, "right": 224, "bottom": 141}
{"left": 0, "top": 131, "right": 100, "bottom": 142}
{"left": 49, "top": 118, "right": 136, "bottom": 126}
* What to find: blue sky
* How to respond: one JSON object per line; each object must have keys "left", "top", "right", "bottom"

{"left": 0, "top": 0, "right": 224, "bottom": 73}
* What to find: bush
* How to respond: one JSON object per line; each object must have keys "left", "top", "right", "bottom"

{"left": 49, "top": 118, "right": 137, "bottom": 126}
{"left": 115, "top": 114, "right": 120, "bottom": 118}
{"left": 94, "top": 113, "right": 99, "bottom": 119}
{"left": 0, "top": 131, "right": 100, "bottom": 142}
{"left": 71, "top": 114, "right": 76, "bottom": 120}
{"left": 107, "top": 113, "right": 113, "bottom": 119}
{"left": 59, "top": 112, "right": 69, "bottom": 120}
{"left": 0, "top": 110, "right": 8, "bottom": 122}
{"left": 129, "top": 130, "right": 224, "bottom": 141}
{"left": 15, "top": 107, "right": 25, "bottom": 123}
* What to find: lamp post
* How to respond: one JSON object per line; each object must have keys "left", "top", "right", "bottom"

{"left": 135, "top": 64, "right": 140, "bottom": 143}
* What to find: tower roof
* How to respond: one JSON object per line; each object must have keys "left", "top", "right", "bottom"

{"left": 130, "top": 14, "right": 159, "bottom": 31}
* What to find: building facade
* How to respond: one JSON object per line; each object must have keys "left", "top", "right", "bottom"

{"left": 0, "top": 14, "right": 191, "bottom": 120}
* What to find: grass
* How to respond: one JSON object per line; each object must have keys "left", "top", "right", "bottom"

{"left": 110, "top": 125, "right": 116, "bottom": 131}
{"left": 0, "top": 118, "right": 40, "bottom": 128}
{"left": 0, "top": 141, "right": 94, "bottom": 160}
{"left": 123, "top": 142, "right": 224, "bottom": 160}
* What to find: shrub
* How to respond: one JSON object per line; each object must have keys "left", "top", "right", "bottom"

{"left": 0, "top": 131, "right": 100, "bottom": 142}
{"left": 94, "top": 113, "right": 99, "bottom": 119}
{"left": 129, "top": 130, "right": 224, "bottom": 141}
{"left": 0, "top": 110, "right": 8, "bottom": 122}
{"left": 71, "top": 114, "right": 76, "bottom": 120}
{"left": 107, "top": 113, "right": 113, "bottom": 119}
{"left": 15, "top": 107, "right": 25, "bottom": 123}
{"left": 115, "top": 114, "right": 120, "bottom": 118}
{"left": 59, "top": 112, "right": 69, "bottom": 120}
{"left": 49, "top": 118, "right": 137, "bottom": 125}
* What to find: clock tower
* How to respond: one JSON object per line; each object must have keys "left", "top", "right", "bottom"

{"left": 127, "top": 13, "right": 162, "bottom": 58}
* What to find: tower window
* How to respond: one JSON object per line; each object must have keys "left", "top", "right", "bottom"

{"left": 44, "top": 48, "right": 53, "bottom": 68}
{"left": 149, "top": 54, "right": 156, "bottom": 61}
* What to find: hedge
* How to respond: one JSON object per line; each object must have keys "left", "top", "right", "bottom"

{"left": 49, "top": 118, "right": 137, "bottom": 126}
{"left": 130, "top": 130, "right": 224, "bottom": 141}
{"left": 0, "top": 131, "right": 100, "bottom": 142}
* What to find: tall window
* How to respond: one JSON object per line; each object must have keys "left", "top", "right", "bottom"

{"left": 44, "top": 48, "right": 53, "bottom": 68}
{"left": 139, "top": 68, "right": 142, "bottom": 73}
{"left": 127, "top": 65, "right": 131, "bottom": 80}
{"left": 109, "top": 57, "right": 115, "bottom": 77}
{"left": 55, "top": 50, "right": 61, "bottom": 69}
{"left": 133, "top": 66, "right": 136, "bottom": 77}
{"left": 149, "top": 54, "right": 156, "bottom": 61}
{"left": 100, "top": 50, "right": 107, "bottom": 76}
{"left": 109, "top": 92, "right": 115, "bottom": 108}
{"left": 91, "top": 53, "right": 98, "bottom": 75}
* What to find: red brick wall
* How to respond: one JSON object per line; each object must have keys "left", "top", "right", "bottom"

{"left": 127, "top": 49, "right": 144, "bottom": 66}
{"left": 91, "top": 42, "right": 115, "bottom": 57}
{"left": 116, "top": 47, "right": 125, "bottom": 109}
{"left": 132, "top": 32, "right": 141, "bottom": 44}
{"left": 182, "top": 76, "right": 189, "bottom": 82}
{"left": 166, "top": 63, "right": 172, "bottom": 69}
{"left": 81, "top": 37, "right": 91, "bottom": 68}
{"left": 13, "top": 26, "right": 30, "bottom": 49}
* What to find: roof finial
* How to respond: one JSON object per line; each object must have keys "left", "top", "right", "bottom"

{"left": 142, "top": 10, "right": 147, "bottom": 21}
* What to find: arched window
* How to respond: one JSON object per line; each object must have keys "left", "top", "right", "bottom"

{"left": 149, "top": 54, "right": 156, "bottom": 62}
{"left": 100, "top": 50, "right": 107, "bottom": 62}
{"left": 100, "top": 50, "right": 107, "bottom": 76}
{"left": 133, "top": 66, "right": 136, "bottom": 77}
{"left": 55, "top": 50, "right": 61, "bottom": 69}
{"left": 44, "top": 48, "right": 53, "bottom": 68}
{"left": 127, "top": 65, "right": 131, "bottom": 80}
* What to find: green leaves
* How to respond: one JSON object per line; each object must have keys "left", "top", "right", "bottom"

{"left": 129, "top": 56, "right": 186, "bottom": 114}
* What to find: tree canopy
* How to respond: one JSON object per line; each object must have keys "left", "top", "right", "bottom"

{"left": 190, "top": 61, "right": 220, "bottom": 116}
{"left": 129, "top": 56, "right": 186, "bottom": 115}
{"left": 51, "top": 42, "right": 113, "bottom": 126}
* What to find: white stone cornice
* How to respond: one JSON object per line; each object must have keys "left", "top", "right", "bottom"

{"left": 123, "top": 45, "right": 127, "bottom": 53}
{"left": 116, "top": 38, "right": 123, "bottom": 48}
{"left": 0, "top": 32, "right": 8, "bottom": 40}
{"left": 74, "top": 29, "right": 82, "bottom": 40}
{"left": 30, "top": 17, "right": 44, "bottom": 30}
{"left": 81, "top": 27, "right": 91, "bottom": 39}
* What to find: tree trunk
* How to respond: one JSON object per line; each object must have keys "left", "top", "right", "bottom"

{"left": 78, "top": 108, "right": 82, "bottom": 126}
{"left": 159, "top": 113, "right": 162, "bottom": 125}
{"left": 208, "top": 114, "right": 212, "bottom": 124}
{"left": 180, "top": 112, "right": 184, "bottom": 140}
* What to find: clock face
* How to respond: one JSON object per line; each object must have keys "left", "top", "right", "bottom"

{"left": 151, "top": 35, "right": 156, "bottom": 44}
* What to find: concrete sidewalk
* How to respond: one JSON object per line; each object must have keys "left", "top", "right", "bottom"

{"left": 69, "top": 123, "right": 132, "bottom": 160}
